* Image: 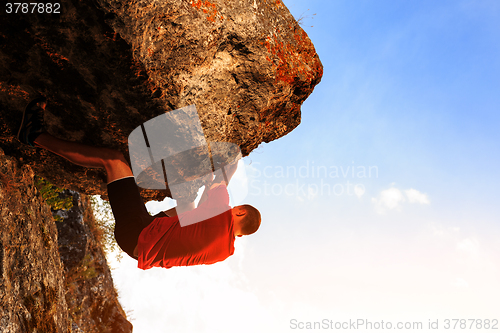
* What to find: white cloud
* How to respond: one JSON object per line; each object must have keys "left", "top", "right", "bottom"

{"left": 405, "top": 188, "right": 430, "bottom": 204}
{"left": 307, "top": 186, "right": 318, "bottom": 200}
{"left": 371, "top": 187, "right": 405, "bottom": 214}
{"left": 372, "top": 186, "right": 430, "bottom": 214}
{"left": 354, "top": 185, "right": 365, "bottom": 198}
{"left": 427, "top": 225, "right": 485, "bottom": 263}
{"left": 456, "top": 237, "right": 480, "bottom": 256}
{"left": 431, "top": 225, "right": 460, "bottom": 238}
{"left": 453, "top": 277, "right": 469, "bottom": 288}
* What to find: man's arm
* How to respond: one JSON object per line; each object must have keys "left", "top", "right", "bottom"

{"left": 197, "top": 174, "right": 223, "bottom": 207}
{"left": 218, "top": 158, "right": 239, "bottom": 184}
{"left": 164, "top": 207, "right": 177, "bottom": 216}
{"left": 197, "top": 158, "right": 240, "bottom": 206}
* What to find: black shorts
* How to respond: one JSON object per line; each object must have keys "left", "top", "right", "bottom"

{"left": 107, "top": 176, "right": 167, "bottom": 259}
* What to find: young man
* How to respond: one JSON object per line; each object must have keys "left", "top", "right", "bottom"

{"left": 17, "top": 97, "right": 261, "bottom": 270}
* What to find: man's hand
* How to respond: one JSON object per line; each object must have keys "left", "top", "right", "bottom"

{"left": 217, "top": 156, "right": 240, "bottom": 184}
{"left": 198, "top": 157, "right": 241, "bottom": 206}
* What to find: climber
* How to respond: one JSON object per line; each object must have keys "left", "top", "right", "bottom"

{"left": 17, "top": 96, "right": 261, "bottom": 270}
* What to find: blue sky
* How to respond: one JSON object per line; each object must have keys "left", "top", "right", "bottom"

{"left": 104, "top": 1, "right": 500, "bottom": 332}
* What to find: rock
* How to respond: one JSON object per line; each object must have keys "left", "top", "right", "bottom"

{"left": 0, "top": 148, "right": 69, "bottom": 332}
{"left": 0, "top": 147, "right": 132, "bottom": 333}
{"left": 54, "top": 190, "right": 88, "bottom": 271}
{"left": 0, "top": 0, "right": 322, "bottom": 202}
{"left": 54, "top": 189, "right": 133, "bottom": 333}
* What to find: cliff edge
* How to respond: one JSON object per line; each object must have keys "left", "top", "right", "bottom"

{"left": 0, "top": 0, "right": 322, "bottom": 202}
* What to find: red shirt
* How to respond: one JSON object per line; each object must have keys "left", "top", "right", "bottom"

{"left": 137, "top": 184, "right": 235, "bottom": 270}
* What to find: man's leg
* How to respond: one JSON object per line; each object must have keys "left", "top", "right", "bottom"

{"left": 34, "top": 133, "right": 152, "bottom": 259}
{"left": 19, "top": 98, "right": 151, "bottom": 259}
{"left": 34, "top": 133, "right": 133, "bottom": 184}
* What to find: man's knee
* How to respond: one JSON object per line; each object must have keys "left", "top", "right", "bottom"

{"left": 99, "top": 148, "right": 125, "bottom": 166}
{"left": 104, "top": 148, "right": 124, "bottom": 160}
{"left": 101, "top": 149, "right": 133, "bottom": 183}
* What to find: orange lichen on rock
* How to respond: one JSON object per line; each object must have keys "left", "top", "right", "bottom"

{"left": 47, "top": 52, "right": 70, "bottom": 67}
{"left": 0, "top": 82, "right": 29, "bottom": 100}
{"left": 30, "top": 33, "right": 70, "bottom": 68}
{"left": 190, "top": 0, "right": 223, "bottom": 22}
{"left": 264, "top": 28, "right": 322, "bottom": 86}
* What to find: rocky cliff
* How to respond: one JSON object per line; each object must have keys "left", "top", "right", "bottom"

{"left": 0, "top": 1, "right": 321, "bottom": 330}
{"left": 0, "top": 147, "right": 132, "bottom": 333}
{"left": 0, "top": 0, "right": 322, "bottom": 202}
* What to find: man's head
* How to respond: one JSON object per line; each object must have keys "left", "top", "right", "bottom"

{"left": 231, "top": 204, "right": 261, "bottom": 237}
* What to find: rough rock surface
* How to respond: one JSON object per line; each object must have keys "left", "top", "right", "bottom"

{"left": 55, "top": 190, "right": 133, "bottom": 333}
{"left": 0, "top": 0, "right": 322, "bottom": 202}
{"left": 0, "top": 147, "right": 132, "bottom": 333}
